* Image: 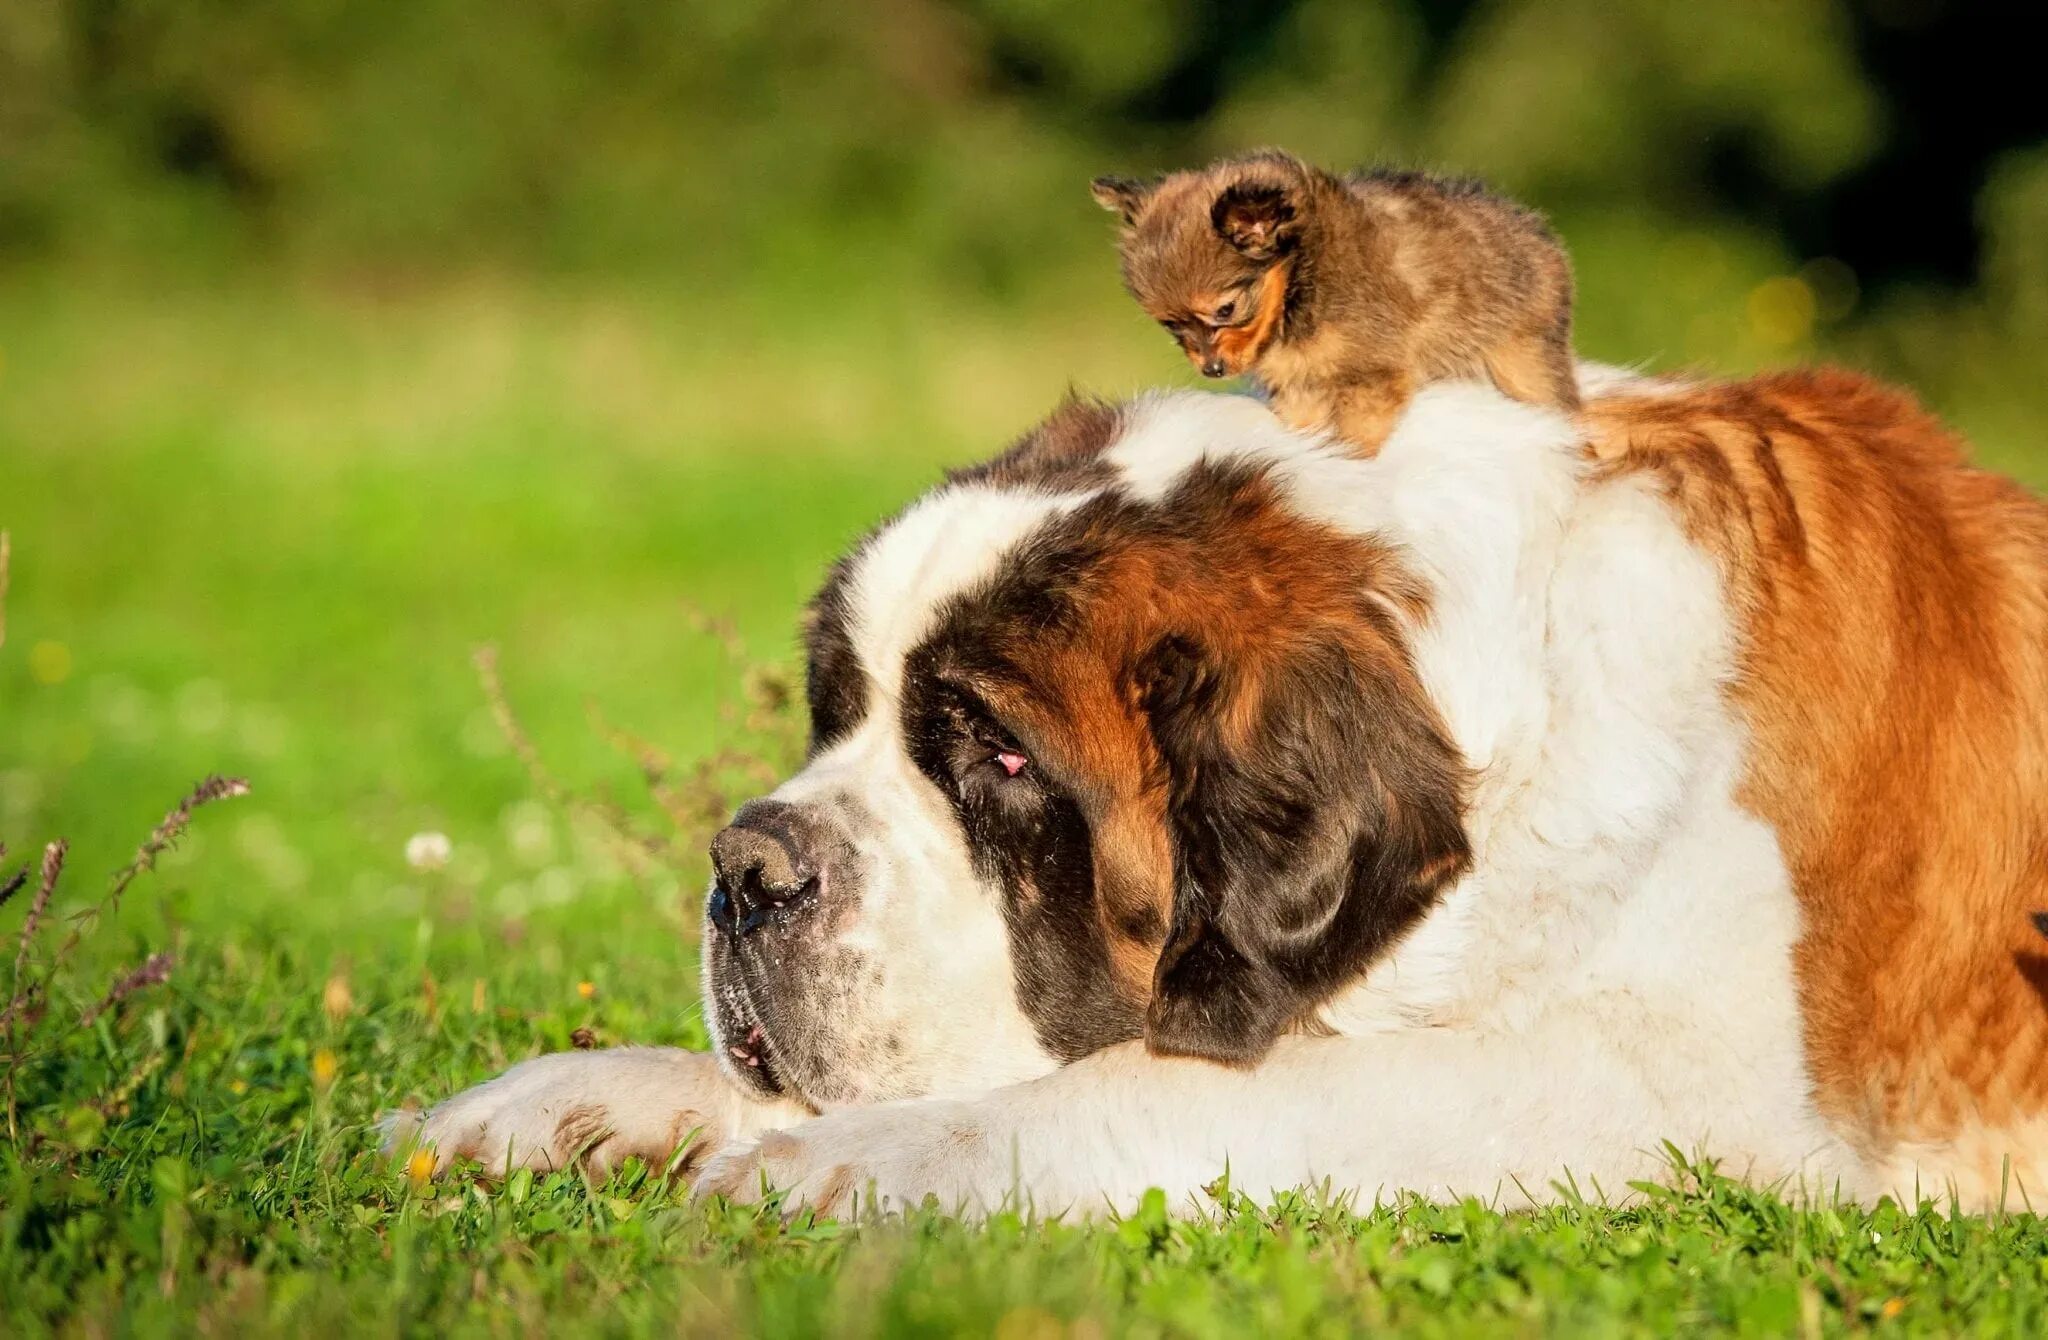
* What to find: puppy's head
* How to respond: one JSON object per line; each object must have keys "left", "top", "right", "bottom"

{"left": 1091, "top": 153, "right": 1310, "bottom": 380}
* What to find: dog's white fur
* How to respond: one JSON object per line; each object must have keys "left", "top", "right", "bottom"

{"left": 397, "top": 380, "right": 1878, "bottom": 1214}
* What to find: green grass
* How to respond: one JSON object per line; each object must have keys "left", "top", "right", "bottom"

{"left": 9, "top": 935, "right": 2048, "bottom": 1340}
{"left": 8, "top": 274, "right": 2048, "bottom": 1335}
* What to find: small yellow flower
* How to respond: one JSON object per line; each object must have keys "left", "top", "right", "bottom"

{"left": 993, "top": 1307, "right": 1063, "bottom": 1340}
{"left": 406, "top": 1148, "right": 436, "bottom": 1188}
{"left": 1746, "top": 275, "right": 1817, "bottom": 347}
{"left": 577, "top": 980, "right": 596, "bottom": 1000}
{"left": 312, "top": 1047, "right": 339, "bottom": 1089}
{"left": 30, "top": 640, "right": 72, "bottom": 686}
{"left": 229, "top": 1079, "right": 248, "bottom": 1095}
{"left": 1881, "top": 1298, "right": 1906, "bottom": 1320}
{"left": 323, "top": 974, "right": 354, "bottom": 1020}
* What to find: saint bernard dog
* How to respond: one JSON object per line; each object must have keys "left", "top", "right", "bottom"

{"left": 392, "top": 366, "right": 2048, "bottom": 1217}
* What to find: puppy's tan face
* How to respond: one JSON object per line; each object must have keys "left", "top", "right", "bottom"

{"left": 1139, "top": 253, "right": 1290, "bottom": 380}
{"left": 1123, "top": 208, "right": 1284, "bottom": 378}
{"left": 1174, "top": 261, "right": 1292, "bottom": 378}
{"left": 1093, "top": 167, "right": 1302, "bottom": 379}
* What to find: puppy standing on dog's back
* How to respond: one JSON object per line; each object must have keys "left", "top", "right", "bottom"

{"left": 1093, "top": 150, "right": 1579, "bottom": 455}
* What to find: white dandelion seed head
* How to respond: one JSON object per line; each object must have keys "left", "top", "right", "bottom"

{"left": 405, "top": 830, "right": 453, "bottom": 871}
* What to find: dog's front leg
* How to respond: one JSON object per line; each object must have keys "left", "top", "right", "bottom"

{"left": 697, "top": 1003, "right": 1832, "bottom": 1219}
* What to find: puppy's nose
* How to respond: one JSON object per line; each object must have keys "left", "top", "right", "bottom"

{"left": 709, "top": 801, "right": 821, "bottom": 937}
{"left": 1201, "top": 357, "right": 1228, "bottom": 378}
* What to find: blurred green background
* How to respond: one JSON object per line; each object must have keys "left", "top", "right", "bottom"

{"left": 4, "top": 0, "right": 2046, "bottom": 966}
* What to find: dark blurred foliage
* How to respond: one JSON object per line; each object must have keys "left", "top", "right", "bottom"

{"left": 1, "top": 0, "right": 2042, "bottom": 423}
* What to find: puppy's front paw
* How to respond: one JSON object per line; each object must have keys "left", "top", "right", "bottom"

{"left": 695, "top": 1099, "right": 1025, "bottom": 1220}
{"left": 384, "top": 1046, "right": 769, "bottom": 1179}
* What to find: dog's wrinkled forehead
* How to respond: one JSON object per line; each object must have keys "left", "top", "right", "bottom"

{"left": 846, "top": 488, "right": 1085, "bottom": 699}
{"left": 803, "top": 392, "right": 1325, "bottom": 739}
{"left": 803, "top": 399, "right": 1124, "bottom": 742}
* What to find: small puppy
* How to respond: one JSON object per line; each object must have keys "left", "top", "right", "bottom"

{"left": 1093, "top": 151, "right": 1579, "bottom": 454}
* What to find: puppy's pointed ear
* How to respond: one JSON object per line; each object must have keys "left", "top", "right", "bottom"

{"left": 1091, "top": 175, "right": 1157, "bottom": 227}
{"left": 1211, "top": 181, "right": 1299, "bottom": 260}
{"left": 1135, "top": 633, "right": 1469, "bottom": 1065}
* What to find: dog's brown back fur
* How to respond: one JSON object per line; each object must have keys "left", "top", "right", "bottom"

{"left": 1094, "top": 152, "right": 1578, "bottom": 455}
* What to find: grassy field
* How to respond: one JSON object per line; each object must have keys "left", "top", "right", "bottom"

{"left": 8, "top": 272, "right": 2048, "bottom": 1335}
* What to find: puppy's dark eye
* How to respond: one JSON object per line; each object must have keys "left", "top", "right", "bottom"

{"left": 1213, "top": 301, "right": 1236, "bottom": 323}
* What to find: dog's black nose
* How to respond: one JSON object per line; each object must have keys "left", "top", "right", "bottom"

{"left": 709, "top": 801, "right": 821, "bottom": 936}
{"left": 1201, "top": 358, "right": 1228, "bottom": 378}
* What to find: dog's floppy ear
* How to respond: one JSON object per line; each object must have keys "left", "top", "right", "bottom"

{"left": 1135, "top": 633, "right": 1469, "bottom": 1065}
{"left": 1090, "top": 174, "right": 1157, "bottom": 227}
{"left": 1210, "top": 180, "right": 1300, "bottom": 260}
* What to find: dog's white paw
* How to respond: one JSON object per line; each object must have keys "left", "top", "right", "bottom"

{"left": 384, "top": 1046, "right": 793, "bottom": 1179}
{"left": 695, "top": 1097, "right": 1041, "bottom": 1220}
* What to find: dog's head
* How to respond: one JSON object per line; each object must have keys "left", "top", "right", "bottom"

{"left": 703, "top": 393, "right": 1471, "bottom": 1108}
{"left": 1092, "top": 153, "right": 1314, "bottom": 379}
